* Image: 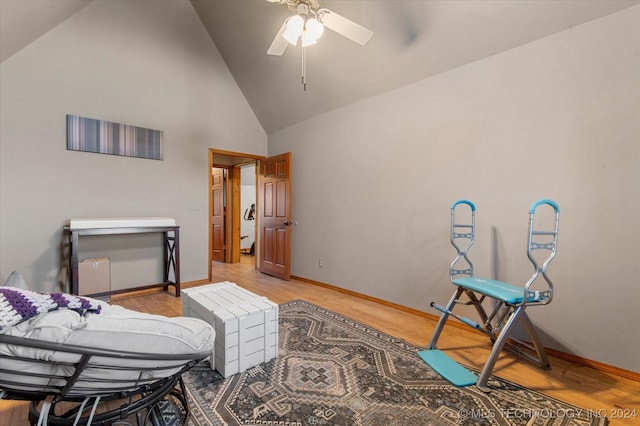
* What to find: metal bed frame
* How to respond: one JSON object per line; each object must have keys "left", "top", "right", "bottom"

{"left": 0, "top": 334, "right": 209, "bottom": 425}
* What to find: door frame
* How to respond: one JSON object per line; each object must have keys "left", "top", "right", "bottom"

{"left": 208, "top": 149, "right": 265, "bottom": 281}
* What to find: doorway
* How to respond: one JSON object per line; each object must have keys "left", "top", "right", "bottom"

{"left": 240, "top": 164, "right": 257, "bottom": 257}
{"left": 208, "top": 149, "right": 293, "bottom": 282}
{"left": 208, "top": 150, "right": 263, "bottom": 280}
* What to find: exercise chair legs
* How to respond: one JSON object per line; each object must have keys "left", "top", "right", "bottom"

{"left": 425, "top": 293, "right": 552, "bottom": 392}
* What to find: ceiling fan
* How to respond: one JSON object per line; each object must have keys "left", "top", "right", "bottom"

{"left": 266, "top": 0, "right": 373, "bottom": 56}
{"left": 265, "top": 0, "right": 373, "bottom": 89}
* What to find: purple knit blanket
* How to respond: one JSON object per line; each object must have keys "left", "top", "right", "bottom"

{"left": 0, "top": 287, "right": 101, "bottom": 331}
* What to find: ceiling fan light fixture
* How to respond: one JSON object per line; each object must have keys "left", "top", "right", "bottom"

{"left": 305, "top": 17, "right": 324, "bottom": 40}
{"left": 283, "top": 14, "right": 304, "bottom": 45}
{"left": 267, "top": 0, "right": 373, "bottom": 89}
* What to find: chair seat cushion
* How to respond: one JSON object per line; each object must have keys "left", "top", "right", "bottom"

{"left": 0, "top": 292, "right": 214, "bottom": 395}
{"left": 452, "top": 277, "right": 539, "bottom": 304}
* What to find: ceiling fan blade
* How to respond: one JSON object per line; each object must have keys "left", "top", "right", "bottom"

{"left": 318, "top": 8, "right": 373, "bottom": 46}
{"left": 267, "top": 20, "right": 289, "bottom": 56}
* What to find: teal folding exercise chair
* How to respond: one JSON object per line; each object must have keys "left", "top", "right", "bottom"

{"left": 419, "top": 199, "right": 560, "bottom": 392}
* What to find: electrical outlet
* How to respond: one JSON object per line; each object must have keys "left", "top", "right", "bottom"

{"left": 318, "top": 258, "right": 324, "bottom": 268}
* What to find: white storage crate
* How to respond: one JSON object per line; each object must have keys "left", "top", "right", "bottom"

{"left": 181, "top": 282, "right": 278, "bottom": 377}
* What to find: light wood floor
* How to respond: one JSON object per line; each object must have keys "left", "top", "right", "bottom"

{"left": 2, "top": 256, "right": 639, "bottom": 425}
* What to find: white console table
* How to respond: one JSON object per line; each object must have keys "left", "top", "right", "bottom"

{"left": 64, "top": 218, "right": 180, "bottom": 297}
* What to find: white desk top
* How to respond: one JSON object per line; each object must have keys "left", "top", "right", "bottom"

{"left": 67, "top": 217, "right": 176, "bottom": 230}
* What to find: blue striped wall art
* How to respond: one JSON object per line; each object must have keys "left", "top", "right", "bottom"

{"left": 66, "top": 115, "right": 163, "bottom": 160}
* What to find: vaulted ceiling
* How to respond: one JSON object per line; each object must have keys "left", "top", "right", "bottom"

{"left": 2, "top": 0, "right": 638, "bottom": 134}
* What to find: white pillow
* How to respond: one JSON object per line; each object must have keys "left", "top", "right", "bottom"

{"left": 70, "top": 305, "right": 214, "bottom": 354}
{"left": 2, "top": 271, "right": 28, "bottom": 289}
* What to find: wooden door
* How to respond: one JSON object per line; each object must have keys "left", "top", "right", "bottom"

{"left": 259, "top": 152, "right": 291, "bottom": 280}
{"left": 211, "top": 167, "right": 225, "bottom": 262}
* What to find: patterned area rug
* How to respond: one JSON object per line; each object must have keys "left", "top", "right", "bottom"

{"left": 183, "top": 300, "right": 606, "bottom": 426}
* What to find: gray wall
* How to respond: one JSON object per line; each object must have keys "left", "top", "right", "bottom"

{"left": 269, "top": 6, "right": 640, "bottom": 372}
{"left": 0, "top": 0, "right": 266, "bottom": 290}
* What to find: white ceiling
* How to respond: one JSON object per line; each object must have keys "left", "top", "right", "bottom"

{"left": 2, "top": 0, "right": 638, "bottom": 134}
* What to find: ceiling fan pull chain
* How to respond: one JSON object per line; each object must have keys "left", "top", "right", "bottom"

{"left": 301, "top": 45, "right": 307, "bottom": 91}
